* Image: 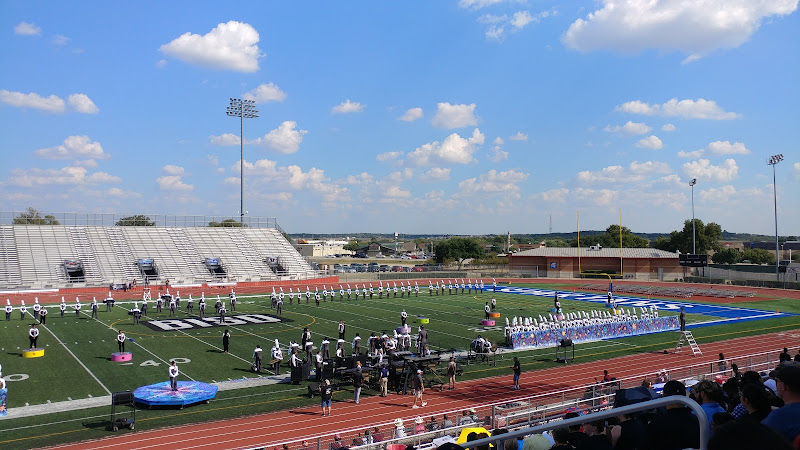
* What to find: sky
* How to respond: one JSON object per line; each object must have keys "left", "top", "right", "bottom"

{"left": 1, "top": 1, "right": 799, "bottom": 236}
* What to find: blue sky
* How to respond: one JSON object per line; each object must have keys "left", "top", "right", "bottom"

{"left": 1, "top": 1, "right": 799, "bottom": 236}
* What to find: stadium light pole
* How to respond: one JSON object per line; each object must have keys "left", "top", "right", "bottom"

{"left": 689, "top": 178, "right": 697, "bottom": 255}
{"left": 226, "top": 98, "right": 258, "bottom": 225}
{"left": 768, "top": 154, "right": 783, "bottom": 281}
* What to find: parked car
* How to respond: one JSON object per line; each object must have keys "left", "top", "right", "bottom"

{"left": 379, "top": 265, "right": 390, "bottom": 272}
{"left": 391, "top": 265, "right": 404, "bottom": 272}
{"left": 412, "top": 266, "right": 425, "bottom": 272}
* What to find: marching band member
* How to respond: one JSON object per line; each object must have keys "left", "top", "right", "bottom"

{"left": 315, "top": 290, "right": 321, "bottom": 306}
{"left": 271, "top": 339, "right": 283, "bottom": 375}
{"left": 337, "top": 320, "right": 345, "bottom": 340}
{"left": 339, "top": 285, "right": 344, "bottom": 300}
{"left": 218, "top": 301, "right": 226, "bottom": 324}
{"left": 346, "top": 284, "right": 352, "bottom": 300}
{"left": 429, "top": 282, "right": 434, "bottom": 296}
{"left": 305, "top": 339, "right": 314, "bottom": 361}
{"left": 379, "top": 283, "right": 384, "bottom": 299}
{"left": 305, "top": 286, "right": 311, "bottom": 304}
{"left": 73, "top": 298, "right": 81, "bottom": 317}
{"left": 20, "top": 300, "right": 27, "bottom": 320}
{"left": 492, "top": 278, "right": 497, "bottom": 292}
{"left": 336, "top": 339, "right": 345, "bottom": 358}
{"left": 314, "top": 349, "right": 324, "bottom": 381}
{"left": 270, "top": 289, "right": 277, "bottom": 308}
{"left": 39, "top": 304, "right": 47, "bottom": 324}
{"left": 415, "top": 282, "right": 419, "bottom": 297}
{"left": 401, "top": 309, "right": 408, "bottom": 326}
{"left": 33, "top": 298, "right": 41, "bottom": 320}
{"left": 484, "top": 302, "right": 491, "bottom": 320}
{"left": 131, "top": 302, "right": 141, "bottom": 324}
{"left": 301, "top": 327, "right": 311, "bottom": 350}
{"left": 400, "top": 283, "right": 406, "bottom": 298}
{"left": 214, "top": 295, "right": 221, "bottom": 313}
{"left": 253, "top": 344, "right": 263, "bottom": 373}
{"left": 362, "top": 284, "right": 368, "bottom": 299}
{"left": 29, "top": 323, "right": 40, "bottom": 348}
{"left": 321, "top": 337, "right": 330, "bottom": 359}
{"left": 117, "top": 329, "right": 127, "bottom": 352}
{"left": 169, "top": 295, "right": 177, "bottom": 317}
{"left": 198, "top": 295, "right": 206, "bottom": 317}
{"left": 278, "top": 288, "right": 284, "bottom": 306}
{"left": 155, "top": 292, "right": 163, "bottom": 313}
{"left": 290, "top": 340, "right": 300, "bottom": 356}
{"left": 369, "top": 284, "right": 374, "bottom": 299}
{"left": 288, "top": 288, "right": 295, "bottom": 305}
{"left": 186, "top": 294, "right": 194, "bottom": 314}
{"left": 276, "top": 294, "right": 283, "bottom": 315}
{"left": 174, "top": 291, "right": 181, "bottom": 309}
{"left": 91, "top": 297, "right": 98, "bottom": 319}
{"left": 169, "top": 361, "right": 179, "bottom": 391}
{"left": 491, "top": 297, "right": 497, "bottom": 311}
{"left": 290, "top": 348, "right": 301, "bottom": 369}
{"left": 105, "top": 291, "right": 114, "bottom": 311}
{"left": 4, "top": 299, "right": 12, "bottom": 321}
{"left": 229, "top": 290, "right": 237, "bottom": 310}
{"left": 352, "top": 333, "right": 361, "bottom": 355}
{"left": 141, "top": 295, "right": 148, "bottom": 316}
{"left": 60, "top": 297, "right": 66, "bottom": 317}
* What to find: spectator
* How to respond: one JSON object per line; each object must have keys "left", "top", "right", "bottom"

{"left": 550, "top": 428, "right": 573, "bottom": 450}
{"left": 459, "top": 408, "right": 476, "bottom": 426}
{"left": 731, "top": 363, "right": 743, "bottom": 381}
{"left": 764, "top": 370, "right": 778, "bottom": 395}
{"left": 372, "top": 427, "right": 383, "bottom": 442}
{"left": 414, "top": 416, "right": 426, "bottom": 434}
{"left": 641, "top": 378, "right": 653, "bottom": 389}
{"left": 654, "top": 369, "right": 668, "bottom": 384}
{"left": 761, "top": 361, "right": 800, "bottom": 444}
{"left": 394, "top": 418, "right": 406, "bottom": 438}
{"left": 709, "top": 419, "right": 793, "bottom": 450}
{"left": 794, "top": 351, "right": 800, "bottom": 363}
{"left": 718, "top": 353, "right": 728, "bottom": 372}
{"left": 521, "top": 434, "right": 551, "bottom": 450}
{"left": 740, "top": 382, "right": 774, "bottom": 423}
{"left": 603, "top": 370, "right": 613, "bottom": 382}
{"left": 693, "top": 379, "right": 726, "bottom": 440}
{"left": 441, "top": 414, "right": 453, "bottom": 428}
{"left": 722, "top": 377, "right": 741, "bottom": 413}
{"left": 329, "top": 434, "right": 345, "bottom": 450}
{"left": 427, "top": 416, "right": 440, "bottom": 432}
{"left": 779, "top": 347, "right": 791, "bottom": 363}
{"left": 564, "top": 411, "right": 588, "bottom": 449}
{"left": 608, "top": 411, "right": 645, "bottom": 450}
{"left": 642, "top": 380, "right": 701, "bottom": 450}
{"left": 711, "top": 412, "right": 734, "bottom": 435}
{"left": 577, "top": 419, "right": 611, "bottom": 450}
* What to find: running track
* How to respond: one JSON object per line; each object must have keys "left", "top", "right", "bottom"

{"left": 47, "top": 328, "right": 800, "bottom": 450}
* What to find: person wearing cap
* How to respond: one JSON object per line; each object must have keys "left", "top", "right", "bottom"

{"left": 642, "top": 380, "right": 700, "bottom": 450}
{"left": 271, "top": 340, "right": 283, "bottom": 375}
{"left": 413, "top": 416, "right": 425, "bottom": 434}
{"left": 411, "top": 368, "right": 427, "bottom": 408}
{"left": 394, "top": 418, "right": 406, "bottom": 438}
{"left": 693, "top": 379, "right": 726, "bottom": 441}
{"left": 319, "top": 379, "right": 333, "bottom": 416}
{"left": 4, "top": 299, "right": 11, "bottom": 321}
{"left": 762, "top": 361, "right": 800, "bottom": 444}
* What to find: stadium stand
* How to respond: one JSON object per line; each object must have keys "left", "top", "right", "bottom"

{"left": 0, "top": 224, "right": 314, "bottom": 289}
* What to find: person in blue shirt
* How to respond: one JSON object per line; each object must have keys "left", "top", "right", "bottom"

{"left": 762, "top": 362, "right": 800, "bottom": 445}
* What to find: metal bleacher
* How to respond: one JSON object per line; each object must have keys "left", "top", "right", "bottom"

{"left": 0, "top": 223, "right": 313, "bottom": 289}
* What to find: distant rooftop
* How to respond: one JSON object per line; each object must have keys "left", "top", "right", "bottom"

{"left": 514, "top": 247, "right": 679, "bottom": 259}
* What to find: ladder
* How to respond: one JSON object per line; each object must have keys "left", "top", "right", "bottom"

{"left": 675, "top": 331, "right": 702, "bottom": 356}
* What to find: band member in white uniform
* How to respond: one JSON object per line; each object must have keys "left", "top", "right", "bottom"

{"left": 315, "top": 350, "right": 324, "bottom": 381}
{"left": 168, "top": 361, "right": 179, "bottom": 391}
{"left": 60, "top": 298, "right": 66, "bottom": 318}
{"left": 155, "top": 293, "right": 163, "bottom": 313}
{"left": 174, "top": 291, "right": 181, "bottom": 309}
{"left": 321, "top": 337, "right": 330, "bottom": 359}
{"left": 218, "top": 301, "right": 226, "bottom": 324}
{"left": 301, "top": 327, "right": 311, "bottom": 350}
{"left": 186, "top": 294, "right": 194, "bottom": 314}
{"left": 20, "top": 300, "right": 27, "bottom": 320}
{"left": 276, "top": 295, "right": 283, "bottom": 315}
{"left": 336, "top": 339, "right": 345, "bottom": 358}
{"left": 215, "top": 295, "right": 222, "bottom": 313}
{"left": 29, "top": 323, "right": 40, "bottom": 348}
{"left": 73, "top": 298, "right": 81, "bottom": 317}
{"left": 117, "top": 329, "right": 127, "bottom": 352}
{"left": 91, "top": 298, "right": 99, "bottom": 319}
{"left": 39, "top": 305, "right": 47, "bottom": 324}
{"left": 484, "top": 302, "right": 491, "bottom": 320}
{"left": 229, "top": 290, "right": 237, "bottom": 310}
{"left": 491, "top": 297, "right": 497, "bottom": 311}
{"left": 401, "top": 309, "right": 408, "bottom": 326}
{"left": 338, "top": 320, "right": 345, "bottom": 340}
{"left": 305, "top": 287, "right": 311, "bottom": 304}
{"left": 253, "top": 345, "right": 263, "bottom": 373}
{"left": 141, "top": 296, "right": 148, "bottom": 316}
{"left": 131, "top": 302, "right": 141, "bottom": 324}
{"left": 352, "top": 333, "right": 361, "bottom": 355}
{"left": 4, "top": 299, "right": 12, "bottom": 321}
{"left": 415, "top": 282, "right": 419, "bottom": 297}
{"left": 169, "top": 296, "right": 177, "bottom": 317}
{"left": 198, "top": 296, "right": 206, "bottom": 317}
{"left": 33, "top": 298, "right": 41, "bottom": 320}
{"left": 271, "top": 339, "right": 283, "bottom": 375}
{"left": 288, "top": 288, "right": 295, "bottom": 305}
{"left": 290, "top": 348, "right": 301, "bottom": 370}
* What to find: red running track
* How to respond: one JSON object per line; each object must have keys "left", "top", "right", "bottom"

{"left": 47, "top": 329, "right": 799, "bottom": 450}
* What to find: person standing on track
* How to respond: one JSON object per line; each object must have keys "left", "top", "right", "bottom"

{"left": 319, "top": 379, "right": 333, "bottom": 416}
{"left": 352, "top": 360, "right": 363, "bottom": 404}
{"left": 511, "top": 356, "right": 521, "bottom": 390}
{"left": 222, "top": 329, "right": 230, "bottom": 353}
{"left": 117, "top": 330, "right": 126, "bottom": 353}
{"left": 447, "top": 356, "right": 457, "bottom": 390}
{"left": 411, "top": 369, "right": 427, "bottom": 408}
{"left": 168, "top": 361, "right": 179, "bottom": 391}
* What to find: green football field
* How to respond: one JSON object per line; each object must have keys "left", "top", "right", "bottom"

{"left": 1, "top": 282, "right": 799, "bottom": 449}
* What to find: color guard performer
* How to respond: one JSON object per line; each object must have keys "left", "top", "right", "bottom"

{"left": 29, "top": 323, "right": 39, "bottom": 349}
{"left": 4, "top": 300, "right": 11, "bottom": 321}
{"left": 352, "top": 333, "right": 361, "bottom": 355}
{"left": 117, "top": 329, "right": 126, "bottom": 352}
{"left": 186, "top": 294, "right": 194, "bottom": 314}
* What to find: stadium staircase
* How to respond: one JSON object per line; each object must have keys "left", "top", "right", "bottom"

{"left": 675, "top": 330, "right": 703, "bottom": 356}
{"left": 15, "top": 225, "right": 75, "bottom": 288}
{"left": 0, "top": 225, "right": 23, "bottom": 288}
{"left": 86, "top": 227, "right": 141, "bottom": 284}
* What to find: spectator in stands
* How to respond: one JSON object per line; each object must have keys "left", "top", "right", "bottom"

{"left": 739, "top": 382, "right": 773, "bottom": 423}
{"left": 779, "top": 347, "right": 791, "bottom": 363}
{"left": 655, "top": 369, "right": 668, "bottom": 384}
{"left": 794, "top": 351, "right": 800, "bottom": 362}
{"left": 732, "top": 371, "right": 781, "bottom": 419}
{"left": 563, "top": 411, "right": 588, "bottom": 449}
{"left": 394, "top": 418, "right": 406, "bottom": 438}
{"left": 711, "top": 412, "right": 734, "bottom": 434}
{"left": 550, "top": 428, "right": 572, "bottom": 450}
{"left": 722, "top": 377, "right": 741, "bottom": 413}
{"left": 521, "top": 434, "right": 550, "bottom": 450}
{"left": 718, "top": 353, "right": 728, "bottom": 372}
{"left": 468, "top": 432, "right": 491, "bottom": 450}
{"left": 459, "top": 408, "right": 476, "bottom": 426}
{"left": 730, "top": 363, "right": 742, "bottom": 381}
{"left": 441, "top": 414, "right": 453, "bottom": 429}
{"left": 642, "top": 380, "right": 700, "bottom": 450}
{"left": 608, "top": 410, "right": 645, "bottom": 450}
{"left": 762, "top": 361, "right": 800, "bottom": 445}
{"left": 708, "top": 418, "right": 793, "bottom": 450}
{"left": 426, "top": 416, "right": 439, "bottom": 432}
{"left": 371, "top": 426, "right": 383, "bottom": 442}
{"left": 764, "top": 370, "right": 778, "bottom": 395}
{"left": 329, "top": 434, "right": 345, "bottom": 450}
{"left": 577, "top": 419, "right": 611, "bottom": 450}
{"left": 413, "top": 416, "right": 426, "bottom": 434}
{"left": 693, "top": 379, "right": 726, "bottom": 442}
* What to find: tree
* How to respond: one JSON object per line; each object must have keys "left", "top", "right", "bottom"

{"left": 654, "top": 219, "right": 722, "bottom": 254}
{"left": 13, "top": 207, "right": 60, "bottom": 225}
{"left": 544, "top": 237, "right": 570, "bottom": 247}
{"left": 571, "top": 225, "right": 649, "bottom": 248}
{"left": 208, "top": 219, "right": 244, "bottom": 227}
{"left": 343, "top": 241, "right": 361, "bottom": 252}
{"left": 115, "top": 215, "right": 155, "bottom": 226}
{"left": 711, "top": 248, "right": 741, "bottom": 264}
{"left": 434, "top": 237, "right": 484, "bottom": 269}
{"left": 740, "top": 248, "right": 775, "bottom": 265}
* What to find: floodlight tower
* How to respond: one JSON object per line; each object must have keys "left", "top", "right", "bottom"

{"left": 689, "top": 178, "right": 697, "bottom": 254}
{"left": 768, "top": 154, "right": 784, "bottom": 281}
{"left": 226, "top": 98, "right": 258, "bottom": 225}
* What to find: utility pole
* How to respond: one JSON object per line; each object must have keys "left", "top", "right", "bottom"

{"left": 226, "top": 98, "right": 258, "bottom": 225}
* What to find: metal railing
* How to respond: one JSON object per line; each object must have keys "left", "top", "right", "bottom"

{"left": 1, "top": 211, "right": 279, "bottom": 229}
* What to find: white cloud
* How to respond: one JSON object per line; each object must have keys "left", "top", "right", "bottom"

{"left": 510, "top": 11, "right": 534, "bottom": 29}
{"left": 331, "top": 99, "right": 365, "bottom": 114}
{"left": 243, "top": 82, "right": 287, "bottom": 103}
{"left": 418, "top": 168, "right": 451, "bottom": 182}
{"left": 209, "top": 133, "right": 241, "bottom": 146}
{"left": 477, "top": 9, "right": 553, "bottom": 41}
{"left": 406, "top": 128, "right": 485, "bottom": 167}
{"left": 106, "top": 188, "right": 142, "bottom": 199}
{"left": 161, "top": 165, "right": 185, "bottom": 176}
{"left": 537, "top": 188, "right": 569, "bottom": 203}
{"left": 6, "top": 166, "right": 119, "bottom": 187}
{"left": 14, "top": 22, "right": 41, "bottom": 36}
{"left": 629, "top": 160, "right": 671, "bottom": 174}
{"left": 74, "top": 159, "right": 98, "bottom": 168}
{"left": 794, "top": 162, "right": 800, "bottom": 181}
{"left": 156, "top": 59, "right": 168, "bottom": 69}
{"left": 432, "top": 102, "right": 477, "bottom": 129}
{"left": 509, "top": 131, "right": 528, "bottom": 141}
{"left": 636, "top": 135, "right": 663, "bottom": 149}
{"left": 682, "top": 158, "right": 739, "bottom": 182}
{"left": 616, "top": 98, "right": 741, "bottom": 120}
{"left": 345, "top": 172, "right": 373, "bottom": 185}
{"left": 662, "top": 123, "right": 676, "bottom": 131}
{"left": 0, "top": 90, "right": 66, "bottom": 113}
{"left": 707, "top": 140, "right": 750, "bottom": 155}
{"left": 398, "top": 107, "right": 423, "bottom": 122}
{"left": 604, "top": 121, "right": 652, "bottom": 135}
{"left": 235, "top": 159, "right": 349, "bottom": 202}
{"left": 573, "top": 187, "right": 619, "bottom": 206}
{"left": 53, "top": 35, "right": 70, "bottom": 45}
{"left": 384, "top": 186, "right": 411, "bottom": 198}
{"left": 156, "top": 176, "right": 193, "bottom": 191}
{"left": 457, "top": 169, "right": 529, "bottom": 199}
{"left": 578, "top": 165, "right": 638, "bottom": 184}
{"left": 458, "top": 0, "right": 509, "bottom": 10}
{"left": 493, "top": 137, "right": 504, "bottom": 145}
{"left": 67, "top": 94, "right": 99, "bottom": 114}
{"left": 376, "top": 151, "right": 403, "bottom": 162}
{"left": 699, "top": 185, "right": 737, "bottom": 203}
{"left": 159, "top": 21, "right": 262, "bottom": 73}
{"left": 252, "top": 121, "right": 308, "bottom": 154}
{"left": 678, "top": 149, "right": 704, "bottom": 159}
{"left": 207, "top": 155, "right": 219, "bottom": 166}
{"left": 34, "top": 135, "right": 109, "bottom": 160}
{"left": 562, "top": 0, "right": 797, "bottom": 62}
{"left": 489, "top": 147, "right": 509, "bottom": 162}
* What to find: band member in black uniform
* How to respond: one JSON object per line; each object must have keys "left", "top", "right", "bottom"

{"left": 338, "top": 320, "right": 345, "bottom": 340}
{"left": 222, "top": 329, "right": 230, "bottom": 353}
{"left": 39, "top": 306, "right": 47, "bottom": 324}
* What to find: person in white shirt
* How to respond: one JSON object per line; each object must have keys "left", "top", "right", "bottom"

{"left": 352, "top": 333, "right": 362, "bottom": 355}
{"left": 117, "top": 330, "right": 126, "bottom": 352}
{"left": 28, "top": 323, "right": 40, "bottom": 348}
{"left": 33, "top": 298, "right": 41, "bottom": 320}
{"left": 39, "top": 305, "right": 48, "bottom": 324}
{"left": 4, "top": 299, "right": 12, "bottom": 321}
{"left": 168, "top": 361, "right": 179, "bottom": 391}
{"left": 253, "top": 345, "right": 263, "bottom": 373}
{"left": 59, "top": 298, "right": 66, "bottom": 317}
{"left": 20, "top": 300, "right": 28, "bottom": 320}
{"left": 186, "top": 294, "right": 194, "bottom": 314}
{"left": 271, "top": 339, "right": 283, "bottom": 375}
{"left": 73, "top": 298, "right": 81, "bottom": 317}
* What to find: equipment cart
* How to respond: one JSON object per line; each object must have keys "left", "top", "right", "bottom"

{"left": 110, "top": 391, "right": 136, "bottom": 431}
